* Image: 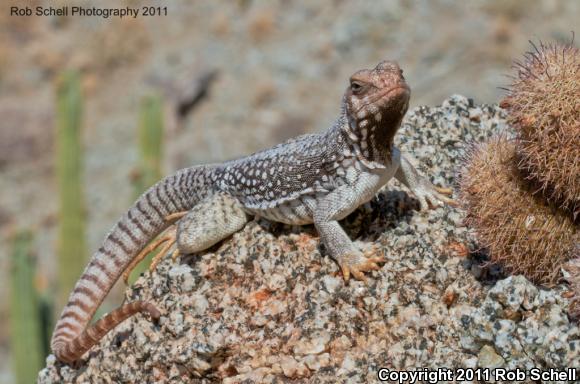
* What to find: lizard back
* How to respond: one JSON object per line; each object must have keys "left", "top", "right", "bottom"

{"left": 218, "top": 121, "right": 357, "bottom": 211}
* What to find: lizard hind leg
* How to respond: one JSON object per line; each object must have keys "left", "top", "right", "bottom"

{"left": 122, "top": 211, "right": 187, "bottom": 284}
{"left": 123, "top": 193, "right": 249, "bottom": 283}
{"left": 176, "top": 193, "right": 249, "bottom": 256}
{"left": 122, "top": 228, "right": 177, "bottom": 284}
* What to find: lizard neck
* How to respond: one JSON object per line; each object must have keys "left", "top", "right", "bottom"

{"left": 337, "top": 108, "right": 402, "bottom": 168}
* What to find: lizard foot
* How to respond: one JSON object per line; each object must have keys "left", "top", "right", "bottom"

{"left": 122, "top": 211, "right": 187, "bottom": 284}
{"left": 338, "top": 249, "right": 385, "bottom": 283}
{"left": 122, "top": 227, "right": 177, "bottom": 284}
{"left": 147, "top": 228, "right": 178, "bottom": 274}
{"left": 414, "top": 182, "right": 458, "bottom": 210}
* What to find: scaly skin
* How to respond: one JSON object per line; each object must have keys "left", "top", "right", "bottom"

{"left": 51, "top": 60, "right": 454, "bottom": 364}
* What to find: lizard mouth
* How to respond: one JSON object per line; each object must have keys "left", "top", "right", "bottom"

{"left": 354, "top": 84, "right": 410, "bottom": 114}
{"left": 381, "top": 83, "right": 410, "bottom": 99}
{"left": 384, "top": 85, "right": 410, "bottom": 100}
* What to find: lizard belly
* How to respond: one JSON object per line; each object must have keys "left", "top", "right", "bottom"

{"left": 245, "top": 195, "right": 318, "bottom": 225}
{"left": 245, "top": 158, "right": 400, "bottom": 225}
{"left": 241, "top": 149, "right": 401, "bottom": 225}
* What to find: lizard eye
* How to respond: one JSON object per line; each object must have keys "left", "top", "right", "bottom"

{"left": 350, "top": 81, "right": 364, "bottom": 94}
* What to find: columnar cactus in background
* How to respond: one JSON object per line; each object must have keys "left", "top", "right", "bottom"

{"left": 133, "top": 94, "right": 164, "bottom": 198}
{"left": 127, "top": 94, "right": 164, "bottom": 282}
{"left": 459, "top": 41, "right": 579, "bottom": 298}
{"left": 56, "top": 71, "right": 87, "bottom": 308}
{"left": 10, "top": 231, "right": 43, "bottom": 384}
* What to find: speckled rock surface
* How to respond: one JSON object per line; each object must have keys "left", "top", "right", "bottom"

{"left": 38, "top": 96, "right": 579, "bottom": 383}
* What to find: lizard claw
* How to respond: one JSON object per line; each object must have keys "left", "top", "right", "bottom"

{"left": 341, "top": 265, "right": 351, "bottom": 282}
{"left": 434, "top": 186, "right": 453, "bottom": 196}
{"left": 171, "top": 248, "right": 180, "bottom": 262}
{"left": 338, "top": 250, "right": 385, "bottom": 284}
{"left": 433, "top": 185, "right": 459, "bottom": 207}
{"left": 414, "top": 182, "right": 458, "bottom": 210}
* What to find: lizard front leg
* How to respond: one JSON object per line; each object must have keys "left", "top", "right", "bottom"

{"left": 314, "top": 186, "right": 385, "bottom": 283}
{"left": 395, "top": 152, "right": 457, "bottom": 210}
{"left": 315, "top": 220, "right": 384, "bottom": 282}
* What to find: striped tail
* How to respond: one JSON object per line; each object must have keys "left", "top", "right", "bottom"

{"left": 51, "top": 166, "right": 215, "bottom": 363}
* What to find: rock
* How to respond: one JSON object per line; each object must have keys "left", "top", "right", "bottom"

{"left": 279, "top": 356, "right": 309, "bottom": 378}
{"left": 469, "top": 107, "right": 483, "bottom": 122}
{"left": 293, "top": 331, "right": 330, "bottom": 356}
{"left": 489, "top": 275, "right": 540, "bottom": 311}
{"left": 462, "top": 274, "right": 580, "bottom": 373}
{"left": 322, "top": 275, "right": 341, "bottom": 294}
{"left": 302, "top": 353, "right": 331, "bottom": 370}
{"left": 337, "top": 353, "right": 356, "bottom": 375}
{"left": 38, "top": 97, "right": 580, "bottom": 383}
{"left": 478, "top": 345, "right": 505, "bottom": 369}
{"left": 168, "top": 264, "right": 197, "bottom": 293}
{"left": 265, "top": 273, "right": 287, "bottom": 291}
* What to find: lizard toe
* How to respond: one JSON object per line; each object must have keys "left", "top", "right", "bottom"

{"left": 338, "top": 251, "right": 385, "bottom": 283}
{"left": 341, "top": 265, "right": 351, "bottom": 282}
{"left": 363, "top": 247, "right": 386, "bottom": 264}
{"left": 352, "top": 270, "right": 368, "bottom": 283}
{"left": 417, "top": 183, "right": 458, "bottom": 210}
{"left": 439, "top": 195, "right": 459, "bottom": 207}
{"left": 171, "top": 249, "right": 180, "bottom": 262}
{"left": 434, "top": 186, "right": 453, "bottom": 196}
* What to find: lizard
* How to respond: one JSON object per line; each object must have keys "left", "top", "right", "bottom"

{"left": 50, "top": 60, "right": 455, "bottom": 364}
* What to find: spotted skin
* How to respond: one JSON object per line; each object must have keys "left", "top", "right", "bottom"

{"left": 51, "top": 60, "right": 454, "bottom": 364}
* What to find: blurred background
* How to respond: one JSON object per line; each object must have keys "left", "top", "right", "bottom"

{"left": 0, "top": 0, "right": 578, "bottom": 382}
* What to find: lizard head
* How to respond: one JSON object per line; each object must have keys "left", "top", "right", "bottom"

{"left": 343, "top": 60, "right": 410, "bottom": 150}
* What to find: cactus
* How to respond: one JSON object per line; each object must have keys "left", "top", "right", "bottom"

{"left": 501, "top": 41, "right": 580, "bottom": 218}
{"left": 38, "top": 292, "right": 54, "bottom": 358}
{"left": 128, "top": 94, "right": 164, "bottom": 282}
{"left": 133, "top": 94, "right": 164, "bottom": 197}
{"left": 459, "top": 135, "right": 578, "bottom": 286}
{"left": 461, "top": 40, "right": 580, "bottom": 317}
{"left": 56, "top": 71, "right": 87, "bottom": 308}
{"left": 568, "top": 251, "right": 580, "bottom": 319}
{"left": 10, "top": 231, "right": 43, "bottom": 384}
